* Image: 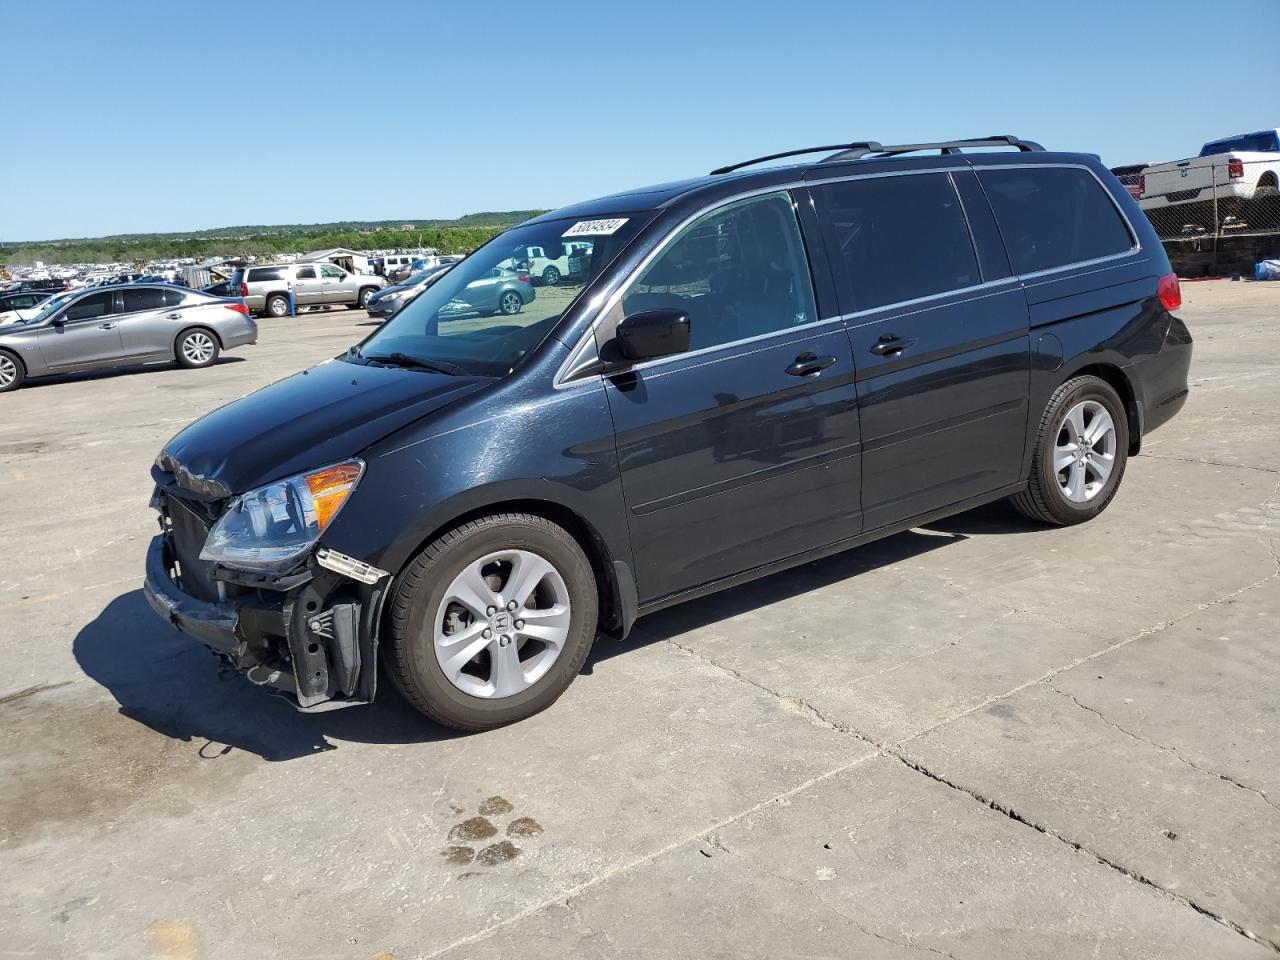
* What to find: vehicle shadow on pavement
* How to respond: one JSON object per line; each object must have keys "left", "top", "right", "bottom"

{"left": 922, "top": 499, "right": 1046, "bottom": 536}
{"left": 20, "top": 357, "right": 246, "bottom": 390}
{"left": 589, "top": 523, "right": 980, "bottom": 667}
{"left": 73, "top": 589, "right": 462, "bottom": 762}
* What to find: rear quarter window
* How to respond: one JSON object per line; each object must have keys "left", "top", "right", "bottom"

{"left": 977, "top": 167, "right": 1135, "bottom": 275}
{"left": 247, "top": 267, "right": 285, "bottom": 282}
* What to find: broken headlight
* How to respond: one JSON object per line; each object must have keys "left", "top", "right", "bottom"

{"left": 199, "top": 459, "right": 364, "bottom": 570}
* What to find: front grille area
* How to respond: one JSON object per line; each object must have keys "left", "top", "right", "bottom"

{"left": 165, "top": 493, "right": 222, "bottom": 603}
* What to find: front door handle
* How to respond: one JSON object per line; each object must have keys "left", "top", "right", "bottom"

{"left": 166, "top": 312, "right": 183, "bottom": 320}
{"left": 98, "top": 322, "right": 117, "bottom": 330}
{"left": 785, "top": 352, "right": 837, "bottom": 376}
{"left": 870, "top": 334, "right": 916, "bottom": 357}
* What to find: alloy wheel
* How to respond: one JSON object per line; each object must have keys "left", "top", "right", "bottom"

{"left": 500, "top": 292, "right": 521, "bottom": 314}
{"left": 433, "top": 549, "right": 571, "bottom": 698}
{"left": 1054, "top": 399, "right": 1117, "bottom": 502}
{"left": 0, "top": 355, "right": 16, "bottom": 388}
{"left": 182, "top": 332, "right": 215, "bottom": 365}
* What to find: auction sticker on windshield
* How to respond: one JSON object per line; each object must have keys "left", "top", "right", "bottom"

{"left": 563, "top": 218, "right": 629, "bottom": 237}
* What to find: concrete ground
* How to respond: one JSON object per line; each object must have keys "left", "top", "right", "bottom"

{"left": 1, "top": 284, "right": 1277, "bottom": 960}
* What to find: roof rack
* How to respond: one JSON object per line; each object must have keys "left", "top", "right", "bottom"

{"left": 823, "top": 135, "right": 1044, "bottom": 163}
{"left": 709, "top": 135, "right": 1044, "bottom": 175}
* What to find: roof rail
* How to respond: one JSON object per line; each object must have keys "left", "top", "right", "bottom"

{"left": 710, "top": 143, "right": 885, "bottom": 176}
{"left": 823, "top": 135, "right": 1044, "bottom": 162}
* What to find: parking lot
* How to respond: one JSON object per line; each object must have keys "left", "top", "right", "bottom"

{"left": 1, "top": 283, "right": 1277, "bottom": 958}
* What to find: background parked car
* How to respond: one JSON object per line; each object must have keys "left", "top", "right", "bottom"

{"left": 1109, "top": 163, "right": 1155, "bottom": 200}
{"left": 0, "top": 289, "right": 78, "bottom": 325}
{"left": 439, "top": 267, "right": 534, "bottom": 318}
{"left": 0, "top": 284, "right": 257, "bottom": 392}
{"left": 230, "top": 263, "right": 385, "bottom": 317}
{"left": 0, "top": 290, "right": 56, "bottom": 315}
{"left": 365, "top": 264, "right": 454, "bottom": 319}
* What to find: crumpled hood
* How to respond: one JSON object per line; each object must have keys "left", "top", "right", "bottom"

{"left": 157, "top": 358, "right": 485, "bottom": 496}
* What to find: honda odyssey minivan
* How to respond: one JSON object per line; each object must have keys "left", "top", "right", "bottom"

{"left": 144, "top": 136, "right": 1192, "bottom": 730}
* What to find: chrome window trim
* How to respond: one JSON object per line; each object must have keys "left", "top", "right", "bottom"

{"left": 554, "top": 161, "right": 1143, "bottom": 387}
{"left": 838, "top": 277, "right": 1024, "bottom": 329}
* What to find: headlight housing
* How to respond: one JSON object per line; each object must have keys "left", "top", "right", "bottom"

{"left": 199, "top": 459, "right": 364, "bottom": 570}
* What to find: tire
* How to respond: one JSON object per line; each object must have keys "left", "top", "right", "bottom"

{"left": 541, "top": 266, "right": 560, "bottom": 286}
{"left": 386, "top": 513, "right": 598, "bottom": 731}
{"left": 1010, "top": 375, "right": 1129, "bottom": 526}
{"left": 356, "top": 286, "right": 377, "bottom": 309}
{"left": 0, "top": 350, "right": 25, "bottom": 393}
{"left": 175, "top": 328, "right": 220, "bottom": 369}
{"left": 498, "top": 290, "right": 523, "bottom": 316}
{"left": 265, "top": 293, "right": 290, "bottom": 318}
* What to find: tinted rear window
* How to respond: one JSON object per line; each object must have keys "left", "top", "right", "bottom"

{"left": 815, "top": 172, "right": 981, "bottom": 311}
{"left": 1200, "top": 131, "right": 1279, "bottom": 155}
{"left": 977, "top": 167, "right": 1134, "bottom": 275}
{"left": 163, "top": 288, "right": 186, "bottom": 307}
{"left": 247, "top": 267, "right": 284, "bottom": 282}
{"left": 121, "top": 288, "right": 168, "bottom": 312}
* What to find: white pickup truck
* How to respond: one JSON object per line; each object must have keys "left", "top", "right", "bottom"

{"left": 1139, "top": 129, "right": 1280, "bottom": 231}
{"left": 512, "top": 240, "right": 593, "bottom": 286}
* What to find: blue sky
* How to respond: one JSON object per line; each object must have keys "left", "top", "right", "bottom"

{"left": 3, "top": 0, "right": 1277, "bottom": 240}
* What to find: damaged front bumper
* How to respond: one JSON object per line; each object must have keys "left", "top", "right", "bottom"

{"left": 143, "top": 523, "right": 391, "bottom": 712}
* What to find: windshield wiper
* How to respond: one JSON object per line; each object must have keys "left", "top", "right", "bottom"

{"left": 361, "top": 351, "right": 468, "bottom": 376}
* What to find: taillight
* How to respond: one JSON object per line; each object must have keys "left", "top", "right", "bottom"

{"left": 1137, "top": 174, "right": 1145, "bottom": 197}
{"left": 225, "top": 302, "right": 250, "bottom": 316}
{"left": 1157, "top": 273, "right": 1181, "bottom": 313}
{"left": 239, "top": 282, "right": 249, "bottom": 297}
{"left": 1228, "top": 158, "right": 1244, "bottom": 179}
{"left": 517, "top": 274, "right": 530, "bottom": 282}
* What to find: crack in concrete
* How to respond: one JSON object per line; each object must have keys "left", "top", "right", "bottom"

{"left": 0, "top": 680, "right": 76, "bottom": 706}
{"left": 661, "top": 584, "right": 1280, "bottom": 957}
{"left": 1141, "top": 453, "right": 1279, "bottom": 475}
{"left": 1048, "top": 686, "right": 1280, "bottom": 815}
{"left": 707, "top": 833, "right": 960, "bottom": 960}
{"left": 889, "top": 753, "right": 1280, "bottom": 955}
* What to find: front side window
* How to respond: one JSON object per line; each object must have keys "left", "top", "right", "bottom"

{"left": 320, "top": 264, "right": 345, "bottom": 278}
{"left": 816, "top": 173, "right": 980, "bottom": 312}
{"left": 978, "top": 167, "right": 1134, "bottom": 275}
{"left": 355, "top": 213, "right": 650, "bottom": 377}
{"left": 620, "top": 192, "right": 817, "bottom": 352}
{"left": 62, "top": 291, "right": 114, "bottom": 322}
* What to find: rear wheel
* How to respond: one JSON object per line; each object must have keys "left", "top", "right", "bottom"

{"left": 386, "top": 513, "right": 598, "bottom": 731}
{"left": 541, "top": 266, "right": 560, "bottom": 286}
{"left": 1010, "top": 375, "right": 1128, "bottom": 525}
{"left": 265, "top": 293, "right": 290, "bottom": 318}
{"left": 175, "top": 328, "right": 220, "bottom": 369}
{"left": 0, "top": 350, "right": 25, "bottom": 392}
{"left": 498, "top": 290, "right": 523, "bottom": 315}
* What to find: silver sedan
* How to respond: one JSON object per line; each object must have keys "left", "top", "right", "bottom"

{"left": 0, "top": 285, "right": 257, "bottom": 393}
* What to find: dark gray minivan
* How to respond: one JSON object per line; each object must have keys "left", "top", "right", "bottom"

{"left": 144, "top": 136, "right": 1192, "bottom": 730}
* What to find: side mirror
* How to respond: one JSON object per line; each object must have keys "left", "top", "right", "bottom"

{"left": 50, "top": 317, "right": 66, "bottom": 328}
{"left": 615, "top": 309, "right": 691, "bottom": 363}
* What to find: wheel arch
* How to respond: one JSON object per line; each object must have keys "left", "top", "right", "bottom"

{"left": 386, "top": 497, "right": 631, "bottom": 639}
{"left": 1061, "top": 362, "right": 1142, "bottom": 454}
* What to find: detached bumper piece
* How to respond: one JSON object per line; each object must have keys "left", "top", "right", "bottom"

{"left": 144, "top": 509, "right": 390, "bottom": 712}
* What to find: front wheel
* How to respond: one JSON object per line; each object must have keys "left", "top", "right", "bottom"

{"left": 1010, "top": 375, "right": 1129, "bottom": 525}
{"left": 356, "top": 286, "right": 376, "bottom": 309}
{"left": 386, "top": 513, "right": 598, "bottom": 731}
{"left": 0, "top": 350, "right": 25, "bottom": 392}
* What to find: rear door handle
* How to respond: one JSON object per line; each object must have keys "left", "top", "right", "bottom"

{"left": 785, "top": 352, "right": 837, "bottom": 376}
{"left": 166, "top": 312, "right": 183, "bottom": 320}
{"left": 870, "top": 334, "right": 916, "bottom": 357}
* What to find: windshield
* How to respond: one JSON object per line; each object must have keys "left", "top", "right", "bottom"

{"left": 354, "top": 213, "right": 649, "bottom": 377}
